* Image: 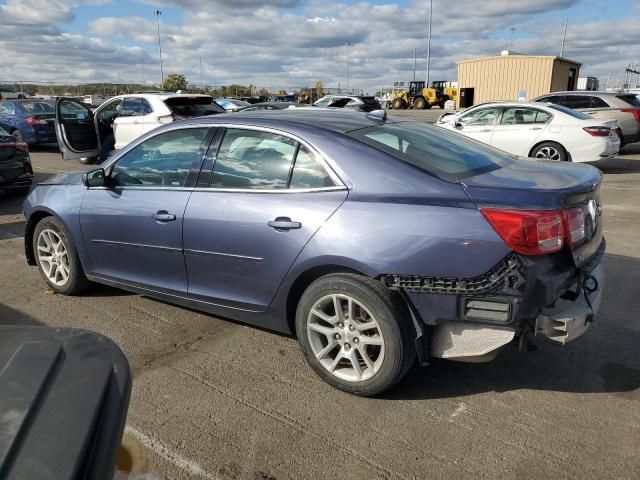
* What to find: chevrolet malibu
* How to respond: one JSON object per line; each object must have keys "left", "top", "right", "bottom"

{"left": 24, "top": 106, "right": 605, "bottom": 396}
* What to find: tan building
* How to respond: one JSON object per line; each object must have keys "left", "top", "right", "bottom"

{"left": 456, "top": 51, "right": 581, "bottom": 107}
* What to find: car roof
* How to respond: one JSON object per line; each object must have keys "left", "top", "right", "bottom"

{"left": 180, "top": 108, "right": 391, "bottom": 133}
{"left": 542, "top": 91, "right": 623, "bottom": 97}
{"left": 114, "top": 93, "right": 212, "bottom": 100}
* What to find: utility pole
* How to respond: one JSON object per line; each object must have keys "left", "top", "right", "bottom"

{"left": 413, "top": 47, "right": 417, "bottom": 81}
{"left": 345, "top": 42, "right": 349, "bottom": 94}
{"left": 426, "top": 0, "right": 432, "bottom": 85}
{"left": 560, "top": 19, "right": 568, "bottom": 57}
{"left": 141, "top": 51, "right": 145, "bottom": 88}
{"left": 154, "top": 10, "right": 164, "bottom": 88}
{"left": 509, "top": 26, "right": 516, "bottom": 51}
{"left": 199, "top": 57, "right": 203, "bottom": 91}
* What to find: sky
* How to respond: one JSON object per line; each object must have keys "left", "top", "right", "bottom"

{"left": 0, "top": 0, "right": 638, "bottom": 93}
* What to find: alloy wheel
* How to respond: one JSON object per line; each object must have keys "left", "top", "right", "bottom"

{"left": 307, "top": 294, "right": 385, "bottom": 382}
{"left": 535, "top": 146, "right": 561, "bottom": 160}
{"left": 37, "top": 229, "right": 70, "bottom": 286}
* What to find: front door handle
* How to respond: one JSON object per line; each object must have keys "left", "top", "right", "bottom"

{"left": 153, "top": 210, "right": 176, "bottom": 222}
{"left": 268, "top": 217, "right": 301, "bottom": 231}
{"left": 529, "top": 127, "right": 543, "bottom": 130}
{"left": 480, "top": 128, "right": 492, "bottom": 132}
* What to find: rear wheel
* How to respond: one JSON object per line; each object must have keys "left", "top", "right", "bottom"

{"left": 413, "top": 97, "right": 426, "bottom": 110}
{"left": 33, "top": 216, "right": 90, "bottom": 295}
{"left": 295, "top": 273, "right": 415, "bottom": 396}
{"left": 391, "top": 97, "right": 406, "bottom": 110}
{"left": 531, "top": 142, "right": 568, "bottom": 162}
{"left": 12, "top": 130, "right": 24, "bottom": 142}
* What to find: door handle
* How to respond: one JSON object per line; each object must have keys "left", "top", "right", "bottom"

{"left": 268, "top": 217, "right": 301, "bottom": 231}
{"left": 153, "top": 210, "right": 176, "bottom": 222}
{"left": 529, "top": 127, "right": 542, "bottom": 130}
{"left": 480, "top": 128, "right": 492, "bottom": 132}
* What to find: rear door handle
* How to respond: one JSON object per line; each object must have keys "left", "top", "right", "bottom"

{"left": 268, "top": 217, "right": 301, "bottom": 231}
{"left": 529, "top": 127, "right": 543, "bottom": 130}
{"left": 153, "top": 210, "right": 176, "bottom": 222}
{"left": 480, "top": 128, "right": 492, "bottom": 132}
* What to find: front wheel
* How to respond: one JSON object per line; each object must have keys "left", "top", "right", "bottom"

{"left": 413, "top": 97, "right": 426, "bottom": 109}
{"left": 391, "top": 97, "right": 406, "bottom": 110}
{"left": 33, "top": 216, "right": 90, "bottom": 295}
{"left": 295, "top": 274, "right": 415, "bottom": 396}
{"left": 531, "top": 142, "right": 568, "bottom": 162}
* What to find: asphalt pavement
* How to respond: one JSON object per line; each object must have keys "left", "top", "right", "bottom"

{"left": 1, "top": 135, "right": 639, "bottom": 479}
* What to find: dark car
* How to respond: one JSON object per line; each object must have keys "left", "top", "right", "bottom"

{"left": 0, "top": 100, "right": 57, "bottom": 144}
{"left": 26, "top": 109, "right": 605, "bottom": 396}
{"left": 313, "top": 95, "right": 382, "bottom": 112}
{"left": 0, "top": 125, "right": 32, "bottom": 195}
{"left": 237, "top": 102, "right": 298, "bottom": 112}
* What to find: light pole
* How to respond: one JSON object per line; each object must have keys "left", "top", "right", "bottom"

{"left": 154, "top": 10, "right": 164, "bottom": 88}
{"left": 345, "top": 42, "right": 349, "bottom": 94}
{"left": 426, "top": 0, "right": 432, "bottom": 85}
{"left": 509, "top": 26, "right": 516, "bottom": 51}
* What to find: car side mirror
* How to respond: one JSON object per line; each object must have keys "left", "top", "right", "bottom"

{"left": 82, "top": 168, "right": 107, "bottom": 187}
{"left": 454, "top": 121, "right": 463, "bottom": 129}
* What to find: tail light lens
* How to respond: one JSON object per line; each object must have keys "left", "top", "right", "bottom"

{"left": 25, "top": 117, "right": 48, "bottom": 126}
{"left": 621, "top": 108, "right": 640, "bottom": 123}
{"left": 481, "top": 207, "right": 588, "bottom": 255}
{"left": 583, "top": 126, "right": 611, "bottom": 137}
{"left": 14, "top": 141, "right": 29, "bottom": 154}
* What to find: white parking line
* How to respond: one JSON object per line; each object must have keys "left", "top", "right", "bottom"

{"left": 124, "top": 425, "right": 219, "bottom": 480}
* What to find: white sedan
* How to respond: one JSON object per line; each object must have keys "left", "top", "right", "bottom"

{"left": 436, "top": 101, "right": 620, "bottom": 162}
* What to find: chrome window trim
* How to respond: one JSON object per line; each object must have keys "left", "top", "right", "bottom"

{"left": 100, "top": 122, "right": 347, "bottom": 192}
{"left": 88, "top": 185, "right": 347, "bottom": 194}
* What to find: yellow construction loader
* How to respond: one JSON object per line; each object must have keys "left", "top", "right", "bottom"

{"left": 390, "top": 81, "right": 457, "bottom": 109}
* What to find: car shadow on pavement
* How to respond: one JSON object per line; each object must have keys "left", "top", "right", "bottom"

{"left": 388, "top": 252, "right": 640, "bottom": 400}
{"left": 0, "top": 303, "right": 44, "bottom": 326}
{"left": 591, "top": 157, "right": 640, "bottom": 174}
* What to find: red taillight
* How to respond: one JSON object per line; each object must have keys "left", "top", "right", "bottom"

{"left": 583, "top": 126, "right": 611, "bottom": 137}
{"left": 562, "top": 207, "right": 585, "bottom": 245}
{"left": 481, "top": 209, "right": 564, "bottom": 255}
{"left": 25, "top": 117, "right": 48, "bottom": 126}
{"left": 481, "top": 207, "right": 588, "bottom": 255}
{"left": 621, "top": 108, "right": 640, "bottom": 123}
{"left": 14, "top": 141, "right": 29, "bottom": 154}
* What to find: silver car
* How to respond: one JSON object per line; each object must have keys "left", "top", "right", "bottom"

{"left": 533, "top": 91, "right": 640, "bottom": 145}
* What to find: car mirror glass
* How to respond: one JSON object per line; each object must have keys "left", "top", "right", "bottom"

{"left": 82, "top": 168, "right": 107, "bottom": 187}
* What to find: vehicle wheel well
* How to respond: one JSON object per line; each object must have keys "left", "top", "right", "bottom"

{"left": 24, "top": 211, "right": 53, "bottom": 265}
{"left": 286, "top": 265, "right": 362, "bottom": 335}
{"left": 528, "top": 140, "right": 566, "bottom": 158}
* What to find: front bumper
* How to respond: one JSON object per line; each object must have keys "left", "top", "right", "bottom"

{"left": 535, "top": 256, "right": 604, "bottom": 344}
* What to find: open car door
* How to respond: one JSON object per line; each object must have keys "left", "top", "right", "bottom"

{"left": 55, "top": 98, "right": 99, "bottom": 162}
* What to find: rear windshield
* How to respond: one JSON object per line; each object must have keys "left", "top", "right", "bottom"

{"left": 362, "top": 97, "right": 380, "bottom": 106}
{"left": 546, "top": 104, "right": 592, "bottom": 120}
{"left": 163, "top": 96, "right": 225, "bottom": 117}
{"left": 617, "top": 94, "right": 640, "bottom": 107}
{"left": 19, "top": 102, "right": 55, "bottom": 114}
{"left": 347, "top": 122, "right": 513, "bottom": 180}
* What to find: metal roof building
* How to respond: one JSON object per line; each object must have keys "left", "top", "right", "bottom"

{"left": 456, "top": 51, "right": 582, "bottom": 107}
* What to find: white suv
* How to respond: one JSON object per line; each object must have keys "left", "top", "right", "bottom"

{"left": 54, "top": 93, "right": 225, "bottom": 163}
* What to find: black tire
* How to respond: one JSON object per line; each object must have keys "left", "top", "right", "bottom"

{"left": 413, "top": 97, "right": 426, "bottom": 110}
{"left": 530, "top": 141, "right": 568, "bottom": 162}
{"left": 391, "top": 97, "right": 406, "bottom": 110}
{"left": 12, "top": 130, "right": 24, "bottom": 142}
{"left": 33, "top": 216, "right": 90, "bottom": 295}
{"left": 295, "top": 273, "right": 415, "bottom": 396}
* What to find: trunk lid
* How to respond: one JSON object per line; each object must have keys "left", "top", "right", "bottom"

{"left": 462, "top": 158, "right": 603, "bottom": 266}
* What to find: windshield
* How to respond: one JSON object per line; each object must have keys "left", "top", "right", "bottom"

{"left": 347, "top": 122, "right": 513, "bottom": 180}
{"left": 19, "top": 102, "right": 55, "bottom": 114}
{"left": 0, "top": 126, "right": 9, "bottom": 136}
{"left": 546, "top": 104, "right": 593, "bottom": 120}
{"left": 617, "top": 94, "right": 640, "bottom": 107}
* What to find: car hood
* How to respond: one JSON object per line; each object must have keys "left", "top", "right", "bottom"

{"left": 39, "top": 171, "right": 86, "bottom": 186}
{"left": 461, "top": 158, "right": 602, "bottom": 210}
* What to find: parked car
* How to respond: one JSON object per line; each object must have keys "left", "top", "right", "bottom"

{"left": 313, "top": 95, "right": 382, "bottom": 112}
{"left": 236, "top": 102, "right": 298, "bottom": 112}
{"left": 53, "top": 94, "right": 226, "bottom": 164}
{"left": 25, "top": 109, "right": 605, "bottom": 396}
{"left": 532, "top": 91, "right": 640, "bottom": 145}
{"left": 0, "top": 99, "right": 57, "bottom": 144}
{"left": 436, "top": 101, "right": 620, "bottom": 162}
{"left": 0, "top": 125, "right": 32, "bottom": 195}
{"left": 272, "top": 95, "right": 298, "bottom": 103}
{"left": 215, "top": 98, "right": 252, "bottom": 112}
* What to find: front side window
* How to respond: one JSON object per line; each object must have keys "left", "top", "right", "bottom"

{"left": 315, "top": 97, "right": 333, "bottom": 107}
{"left": 110, "top": 128, "right": 208, "bottom": 188}
{"left": 97, "top": 100, "right": 123, "bottom": 123}
{"left": 347, "top": 122, "right": 513, "bottom": 180}
{"left": 211, "top": 129, "right": 297, "bottom": 190}
{"left": 500, "top": 108, "right": 550, "bottom": 125}
{"left": 458, "top": 107, "right": 499, "bottom": 126}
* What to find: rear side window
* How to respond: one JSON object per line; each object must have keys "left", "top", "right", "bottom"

{"left": 536, "top": 95, "right": 564, "bottom": 105}
{"left": 500, "top": 108, "right": 550, "bottom": 125}
{"left": 590, "top": 96, "right": 610, "bottom": 108}
{"left": 562, "top": 96, "right": 593, "bottom": 109}
{"left": 546, "top": 104, "right": 593, "bottom": 120}
{"left": 617, "top": 95, "right": 640, "bottom": 107}
{"left": 121, "top": 98, "right": 143, "bottom": 116}
{"left": 289, "top": 146, "right": 335, "bottom": 189}
{"left": 0, "top": 103, "right": 15, "bottom": 114}
{"left": 212, "top": 129, "right": 297, "bottom": 190}
{"left": 18, "top": 102, "right": 54, "bottom": 113}
{"left": 347, "top": 122, "right": 513, "bottom": 180}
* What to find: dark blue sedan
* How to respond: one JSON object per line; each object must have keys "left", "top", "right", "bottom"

{"left": 0, "top": 100, "right": 57, "bottom": 144}
{"left": 24, "top": 103, "right": 605, "bottom": 395}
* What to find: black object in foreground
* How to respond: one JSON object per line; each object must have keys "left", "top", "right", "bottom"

{"left": 0, "top": 327, "right": 131, "bottom": 480}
